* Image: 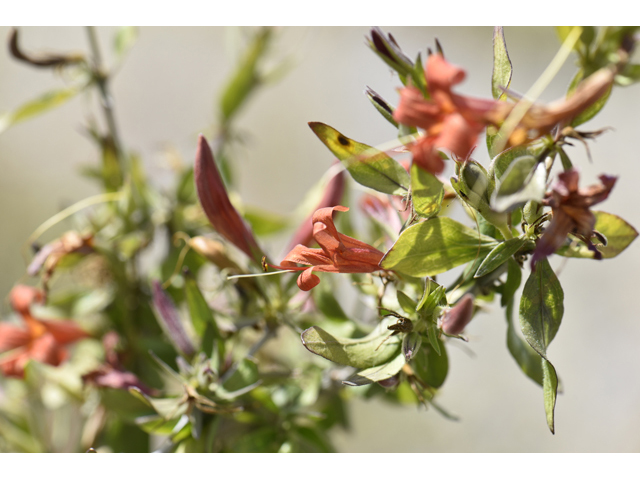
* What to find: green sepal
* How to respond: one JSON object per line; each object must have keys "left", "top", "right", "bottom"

{"left": 365, "top": 86, "right": 398, "bottom": 128}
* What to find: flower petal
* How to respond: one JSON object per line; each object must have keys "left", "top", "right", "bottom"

{"left": 39, "top": 319, "right": 89, "bottom": 345}
{"left": 0, "top": 324, "right": 30, "bottom": 353}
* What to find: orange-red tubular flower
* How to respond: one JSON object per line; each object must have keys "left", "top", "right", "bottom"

{"left": 286, "top": 164, "right": 345, "bottom": 251}
{"left": 0, "top": 285, "right": 88, "bottom": 379}
{"left": 194, "top": 134, "right": 263, "bottom": 263}
{"left": 394, "top": 54, "right": 615, "bottom": 174}
{"left": 531, "top": 169, "right": 617, "bottom": 268}
{"left": 270, "top": 206, "right": 385, "bottom": 291}
{"left": 394, "top": 54, "right": 498, "bottom": 174}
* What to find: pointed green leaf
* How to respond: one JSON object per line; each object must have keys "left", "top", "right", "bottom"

{"left": 519, "top": 258, "right": 563, "bottom": 433}
{"left": 220, "top": 27, "right": 273, "bottom": 121}
{"left": 342, "top": 353, "right": 405, "bottom": 386}
{"left": 219, "top": 358, "right": 260, "bottom": 397}
{"left": 0, "top": 86, "right": 82, "bottom": 134}
{"left": 397, "top": 290, "right": 417, "bottom": 315}
{"left": 616, "top": 64, "right": 640, "bottom": 86}
{"left": 381, "top": 217, "right": 499, "bottom": 277}
{"left": 492, "top": 27, "right": 513, "bottom": 101}
{"left": 135, "top": 415, "right": 182, "bottom": 436}
{"left": 411, "top": 164, "right": 444, "bottom": 218}
{"left": 184, "top": 273, "right": 220, "bottom": 338}
{"left": 426, "top": 322, "right": 441, "bottom": 356}
{"left": 314, "top": 281, "right": 351, "bottom": 323}
{"left": 475, "top": 237, "right": 526, "bottom": 278}
{"left": 505, "top": 297, "right": 543, "bottom": 387}
{"left": 556, "top": 211, "right": 638, "bottom": 259}
{"left": 301, "top": 318, "right": 401, "bottom": 369}
{"left": 365, "top": 86, "right": 398, "bottom": 127}
{"left": 412, "top": 336, "right": 448, "bottom": 388}
{"left": 113, "top": 26, "right": 138, "bottom": 59}
{"left": 568, "top": 71, "right": 612, "bottom": 127}
{"left": 489, "top": 142, "right": 545, "bottom": 182}
{"left": 309, "top": 122, "right": 410, "bottom": 195}
{"left": 519, "top": 259, "right": 564, "bottom": 358}
{"left": 501, "top": 257, "right": 522, "bottom": 307}
{"left": 542, "top": 358, "right": 559, "bottom": 433}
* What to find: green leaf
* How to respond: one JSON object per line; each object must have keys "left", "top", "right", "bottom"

{"left": 365, "top": 86, "right": 398, "bottom": 128}
{"left": 519, "top": 259, "right": 564, "bottom": 357}
{"left": 411, "top": 164, "right": 444, "bottom": 218}
{"left": 136, "top": 415, "right": 182, "bottom": 436}
{"left": 426, "top": 322, "right": 441, "bottom": 356}
{"left": 113, "top": 26, "right": 138, "bottom": 59}
{"left": 501, "top": 257, "right": 522, "bottom": 307}
{"left": 183, "top": 272, "right": 220, "bottom": 339}
{"left": 0, "top": 86, "right": 82, "bottom": 134}
{"left": 519, "top": 258, "right": 563, "bottom": 433}
{"left": 220, "top": 358, "right": 260, "bottom": 396}
{"left": 566, "top": 68, "right": 612, "bottom": 127}
{"left": 314, "top": 281, "right": 351, "bottom": 323}
{"left": 505, "top": 297, "right": 543, "bottom": 387}
{"left": 556, "top": 211, "right": 638, "bottom": 259}
{"left": 130, "top": 388, "right": 187, "bottom": 420}
{"left": 381, "top": 217, "right": 499, "bottom": 277}
{"left": 342, "top": 353, "right": 405, "bottom": 386}
{"left": 301, "top": 318, "right": 401, "bottom": 369}
{"left": 309, "top": 122, "right": 410, "bottom": 195}
{"left": 542, "top": 358, "right": 559, "bottom": 434}
{"left": 492, "top": 160, "right": 546, "bottom": 213}
{"left": 615, "top": 64, "right": 640, "bottom": 86}
{"left": 220, "top": 27, "right": 273, "bottom": 121}
{"left": 397, "top": 290, "right": 417, "bottom": 315}
{"left": 492, "top": 27, "right": 513, "bottom": 101}
{"left": 489, "top": 142, "right": 545, "bottom": 182}
{"left": 412, "top": 336, "right": 448, "bottom": 388}
{"left": 475, "top": 237, "right": 526, "bottom": 278}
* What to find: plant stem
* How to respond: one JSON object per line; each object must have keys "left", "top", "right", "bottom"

{"left": 85, "top": 26, "right": 125, "bottom": 164}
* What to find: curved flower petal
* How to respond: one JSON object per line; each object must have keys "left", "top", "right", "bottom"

{"left": 0, "top": 324, "right": 30, "bottom": 353}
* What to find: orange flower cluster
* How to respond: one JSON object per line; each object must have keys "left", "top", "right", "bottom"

{"left": 394, "top": 54, "right": 614, "bottom": 174}
{"left": 0, "top": 285, "right": 88, "bottom": 378}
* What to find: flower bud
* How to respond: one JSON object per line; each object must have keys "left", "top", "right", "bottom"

{"left": 194, "top": 134, "right": 263, "bottom": 263}
{"left": 188, "top": 236, "right": 241, "bottom": 272}
{"left": 439, "top": 294, "right": 475, "bottom": 336}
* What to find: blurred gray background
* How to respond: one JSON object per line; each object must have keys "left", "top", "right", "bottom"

{"left": 0, "top": 26, "right": 639, "bottom": 452}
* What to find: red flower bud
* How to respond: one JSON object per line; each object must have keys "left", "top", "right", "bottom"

{"left": 194, "top": 134, "right": 262, "bottom": 263}
{"left": 440, "top": 294, "right": 475, "bottom": 336}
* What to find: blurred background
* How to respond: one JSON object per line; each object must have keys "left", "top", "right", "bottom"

{"left": 0, "top": 26, "right": 638, "bottom": 452}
